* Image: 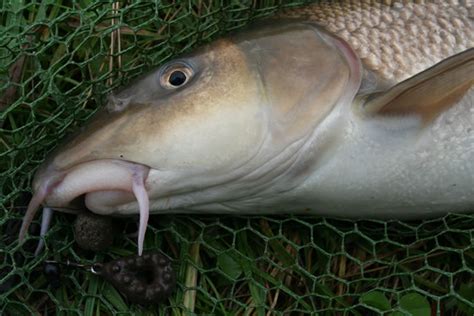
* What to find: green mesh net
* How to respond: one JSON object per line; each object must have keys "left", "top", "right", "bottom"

{"left": 1, "top": 1, "right": 473, "bottom": 315}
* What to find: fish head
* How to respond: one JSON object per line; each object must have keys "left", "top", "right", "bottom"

{"left": 21, "top": 22, "right": 361, "bottom": 249}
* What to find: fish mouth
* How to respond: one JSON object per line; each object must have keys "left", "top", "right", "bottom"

{"left": 19, "top": 159, "right": 150, "bottom": 255}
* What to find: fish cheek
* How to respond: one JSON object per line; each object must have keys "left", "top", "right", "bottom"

{"left": 145, "top": 92, "right": 265, "bottom": 173}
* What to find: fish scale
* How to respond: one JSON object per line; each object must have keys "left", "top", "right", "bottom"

{"left": 279, "top": 0, "right": 473, "bottom": 83}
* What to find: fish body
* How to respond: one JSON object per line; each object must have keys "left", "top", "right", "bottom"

{"left": 19, "top": 1, "right": 474, "bottom": 254}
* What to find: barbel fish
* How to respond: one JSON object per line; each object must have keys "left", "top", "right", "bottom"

{"left": 19, "top": 1, "right": 474, "bottom": 255}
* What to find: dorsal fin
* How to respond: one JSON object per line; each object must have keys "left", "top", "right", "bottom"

{"left": 362, "top": 48, "right": 473, "bottom": 124}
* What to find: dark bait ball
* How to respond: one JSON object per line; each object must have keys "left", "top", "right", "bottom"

{"left": 74, "top": 213, "right": 116, "bottom": 251}
{"left": 101, "top": 252, "right": 176, "bottom": 305}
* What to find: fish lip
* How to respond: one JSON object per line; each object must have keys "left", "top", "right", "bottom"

{"left": 42, "top": 159, "right": 150, "bottom": 209}
{"left": 19, "top": 159, "right": 151, "bottom": 242}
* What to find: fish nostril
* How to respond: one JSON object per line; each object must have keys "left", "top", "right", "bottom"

{"left": 106, "top": 94, "right": 132, "bottom": 112}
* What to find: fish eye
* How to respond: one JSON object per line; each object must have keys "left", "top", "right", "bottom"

{"left": 160, "top": 63, "right": 193, "bottom": 89}
{"left": 169, "top": 71, "right": 186, "bottom": 86}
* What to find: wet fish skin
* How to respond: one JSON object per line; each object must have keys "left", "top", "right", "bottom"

{"left": 18, "top": 1, "right": 474, "bottom": 255}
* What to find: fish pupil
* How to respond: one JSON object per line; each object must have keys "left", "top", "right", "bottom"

{"left": 169, "top": 70, "right": 186, "bottom": 86}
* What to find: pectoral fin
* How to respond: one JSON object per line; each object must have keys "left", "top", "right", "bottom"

{"left": 362, "top": 48, "right": 473, "bottom": 124}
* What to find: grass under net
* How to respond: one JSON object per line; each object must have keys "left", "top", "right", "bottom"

{"left": 1, "top": 1, "right": 473, "bottom": 315}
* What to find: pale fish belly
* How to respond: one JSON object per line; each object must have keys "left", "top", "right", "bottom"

{"left": 280, "top": 0, "right": 474, "bottom": 83}
{"left": 300, "top": 86, "right": 474, "bottom": 218}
